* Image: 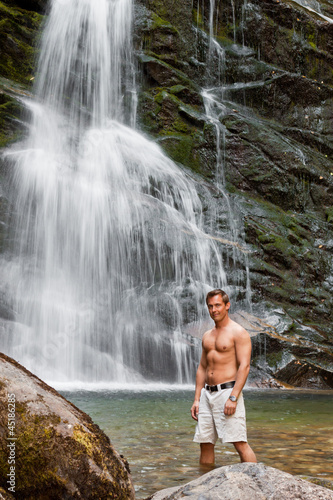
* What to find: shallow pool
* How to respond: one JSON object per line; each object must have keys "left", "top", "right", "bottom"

{"left": 62, "top": 388, "right": 333, "bottom": 498}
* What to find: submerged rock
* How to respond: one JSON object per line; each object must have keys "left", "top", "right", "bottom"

{"left": 0, "top": 352, "right": 135, "bottom": 499}
{"left": 148, "top": 462, "right": 333, "bottom": 499}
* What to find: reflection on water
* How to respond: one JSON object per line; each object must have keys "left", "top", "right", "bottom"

{"left": 62, "top": 389, "right": 333, "bottom": 499}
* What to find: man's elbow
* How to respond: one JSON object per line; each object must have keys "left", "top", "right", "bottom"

{"left": 240, "top": 362, "right": 250, "bottom": 376}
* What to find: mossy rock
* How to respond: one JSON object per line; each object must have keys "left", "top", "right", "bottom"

{"left": 326, "top": 206, "right": 333, "bottom": 223}
{"left": 3, "top": 0, "right": 46, "bottom": 13}
{"left": 0, "top": 1, "right": 43, "bottom": 85}
{"left": 0, "top": 352, "right": 135, "bottom": 499}
{"left": 0, "top": 486, "right": 14, "bottom": 499}
{"left": 0, "top": 90, "right": 24, "bottom": 147}
{"left": 157, "top": 134, "right": 202, "bottom": 173}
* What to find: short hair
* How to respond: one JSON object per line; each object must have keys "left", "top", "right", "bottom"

{"left": 206, "top": 289, "right": 230, "bottom": 305}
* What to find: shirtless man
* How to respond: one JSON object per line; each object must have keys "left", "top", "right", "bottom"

{"left": 191, "top": 289, "right": 257, "bottom": 465}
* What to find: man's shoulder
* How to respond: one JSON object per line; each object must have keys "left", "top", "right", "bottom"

{"left": 202, "top": 328, "right": 214, "bottom": 339}
{"left": 228, "top": 319, "right": 250, "bottom": 339}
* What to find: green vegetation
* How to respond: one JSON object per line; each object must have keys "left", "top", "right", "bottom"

{"left": 0, "top": 92, "right": 23, "bottom": 147}
{"left": 0, "top": 1, "right": 43, "bottom": 84}
{"left": 326, "top": 206, "right": 333, "bottom": 223}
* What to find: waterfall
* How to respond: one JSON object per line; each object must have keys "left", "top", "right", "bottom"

{"left": 1, "top": 0, "right": 235, "bottom": 384}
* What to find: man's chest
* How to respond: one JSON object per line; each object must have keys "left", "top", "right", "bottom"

{"left": 204, "top": 333, "right": 234, "bottom": 355}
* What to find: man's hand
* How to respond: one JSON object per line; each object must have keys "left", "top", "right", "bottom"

{"left": 191, "top": 401, "right": 199, "bottom": 421}
{"left": 224, "top": 398, "right": 237, "bottom": 416}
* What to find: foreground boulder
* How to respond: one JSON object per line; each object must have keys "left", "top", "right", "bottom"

{"left": 0, "top": 352, "right": 135, "bottom": 499}
{"left": 149, "top": 463, "right": 333, "bottom": 499}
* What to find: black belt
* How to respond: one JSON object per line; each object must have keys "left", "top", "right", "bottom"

{"left": 205, "top": 381, "right": 235, "bottom": 392}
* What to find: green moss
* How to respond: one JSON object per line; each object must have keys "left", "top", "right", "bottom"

{"left": 250, "top": 256, "right": 286, "bottom": 280}
{"left": 265, "top": 235, "right": 297, "bottom": 256}
{"left": 225, "top": 181, "right": 237, "bottom": 193}
{"left": 73, "top": 424, "right": 95, "bottom": 457}
{"left": 0, "top": 1, "right": 43, "bottom": 84}
{"left": 326, "top": 206, "right": 333, "bottom": 223}
{"left": 150, "top": 12, "right": 178, "bottom": 32}
{"left": 139, "top": 52, "right": 200, "bottom": 91}
{"left": 159, "top": 133, "right": 201, "bottom": 172}
{"left": 0, "top": 93, "right": 22, "bottom": 142}
{"left": 154, "top": 89, "right": 169, "bottom": 105}
{"left": 192, "top": 8, "right": 204, "bottom": 29}
{"left": 216, "top": 35, "right": 237, "bottom": 48}
{"left": 258, "top": 233, "right": 276, "bottom": 244}
{"left": 268, "top": 285, "right": 297, "bottom": 301}
{"left": 5, "top": 411, "right": 64, "bottom": 494}
{"left": 266, "top": 350, "right": 283, "bottom": 369}
{"left": 305, "top": 477, "right": 333, "bottom": 491}
{"left": 172, "top": 117, "right": 189, "bottom": 133}
{"left": 169, "top": 84, "right": 187, "bottom": 94}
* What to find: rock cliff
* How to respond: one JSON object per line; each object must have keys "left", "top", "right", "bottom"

{"left": 134, "top": 0, "right": 333, "bottom": 386}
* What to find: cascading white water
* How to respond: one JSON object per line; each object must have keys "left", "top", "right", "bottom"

{"left": 2, "top": 0, "right": 234, "bottom": 384}
{"left": 201, "top": 0, "right": 252, "bottom": 308}
{"left": 291, "top": 0, "right": 333, "bottom": 23}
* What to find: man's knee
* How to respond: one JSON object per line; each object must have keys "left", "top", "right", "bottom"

{"left": 233, "top": 441, "right": 257, "bottom": 463}
{"left": 233, "top": 441, "right": 248, "bottom": 452}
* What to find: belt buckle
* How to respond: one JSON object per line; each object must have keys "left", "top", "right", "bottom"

{"left": 210, "top": 385, "right": 218, "bottom": 392}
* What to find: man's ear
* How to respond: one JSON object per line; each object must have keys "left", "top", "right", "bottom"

{"left": 226, "top": 302, "right": 231, "bottom": 311}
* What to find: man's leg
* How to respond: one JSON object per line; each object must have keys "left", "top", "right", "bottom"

{"left": 200, "top": 443, "right": 215, "bottom": 464}
{"left": 233, "top": 441, "right": 257, "bottom": 463}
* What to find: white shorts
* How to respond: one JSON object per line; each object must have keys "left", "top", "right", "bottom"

{"left": 193, "top": 386, "right": 247, "bottom": 444}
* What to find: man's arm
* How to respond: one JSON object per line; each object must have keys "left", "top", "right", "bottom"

{"left": 191, "top": 339, "right": 207, "bottom": 421}
{"left": 224, "top": 328, "right": 252, "bottom": 416}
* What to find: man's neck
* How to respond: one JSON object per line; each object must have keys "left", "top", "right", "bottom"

{"left": 214, "top": 313, "right": 230, "bottom": 329}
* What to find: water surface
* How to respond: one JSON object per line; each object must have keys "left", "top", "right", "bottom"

{"left": 62, "top": 388, "right": 333, "bottom": 498}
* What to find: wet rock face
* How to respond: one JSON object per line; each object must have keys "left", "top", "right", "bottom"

{"left": 149, "top": 462, "right": 333, "bottom": 499}
{"left": 274, "top": 357, "right": 333, "bottom": 388}
{"left": 231, "top": 310, "right": 333, "bottom": 389}
{"left": 136, "top": 0, "right": 333, "bottom": 381}
{"left": 2, "top": 0, "right": 47, "bottom": 13}
{"left": 0, "top": 2, "right": 43, "bottom": 85}
{"left": 0, "top": 2, "right": 43, "bottom": 266}
{"left": 0, "top": 353, "right": 135, "bottom": 499}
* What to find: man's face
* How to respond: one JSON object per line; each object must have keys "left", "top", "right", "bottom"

{"left": 207, "top": 294, "right": 230, "bottom": 322}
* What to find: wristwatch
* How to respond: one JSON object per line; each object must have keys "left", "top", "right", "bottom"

{"left": 229, "top": 395, "right": 237, "bottom": 402}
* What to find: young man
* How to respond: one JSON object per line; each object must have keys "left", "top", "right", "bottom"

{"left": 191, "top": 289, "right": 257, "bottom": 464}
